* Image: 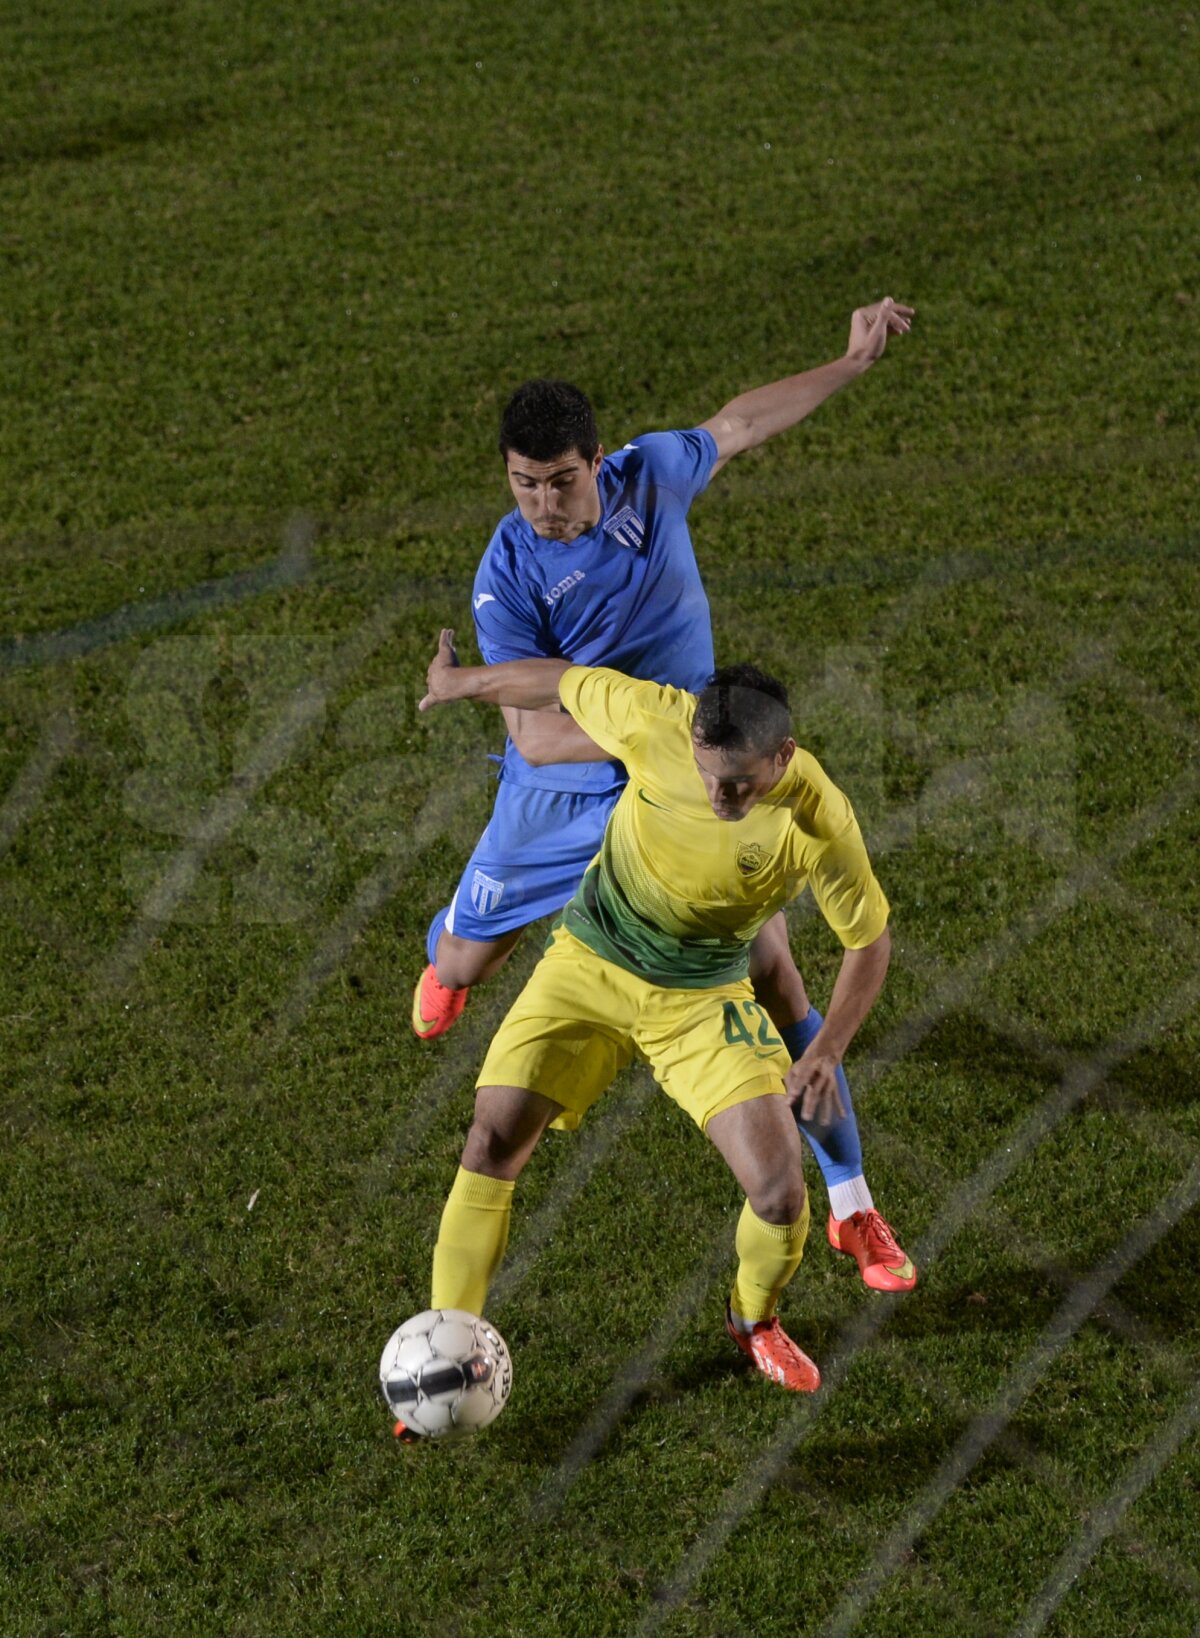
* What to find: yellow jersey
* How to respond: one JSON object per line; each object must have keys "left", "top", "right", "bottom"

{"left": 556, "top": 666, "right": 889, "bottom": 987}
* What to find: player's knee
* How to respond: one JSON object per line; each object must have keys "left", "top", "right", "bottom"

{"left": 748, "top": 1166, "right": 807, "bottom": 1227}
{"left": 461, "top": 1084, "right": 561, "bottom": 1181}
{"left": 458, "top": 1120, "right": 523, "bottom": 1185}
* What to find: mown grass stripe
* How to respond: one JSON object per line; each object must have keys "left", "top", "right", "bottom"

{"left": 0, "top": 520, "right": 314, "bottom": 672}
{"left": 823, "top": 1163, "right": 1200, "bottom": 1638}
{"left": 0, "top": 710, "right": 75, "bottom": 858}
{"left": 637, "top": 970, "right": 1200, "bottom": 1633}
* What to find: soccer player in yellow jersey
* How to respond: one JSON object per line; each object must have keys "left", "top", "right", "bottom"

{"left": 413, "top": 632, "right": 893, "bottom": 1409}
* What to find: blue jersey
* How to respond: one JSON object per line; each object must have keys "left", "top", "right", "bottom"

{"left": 471, "top": 428, "right": 718, "bottom": 793}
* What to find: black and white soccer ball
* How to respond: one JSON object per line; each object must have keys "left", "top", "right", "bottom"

{"left": 379, "top": 1308, "right": 512, "bottom": 1439}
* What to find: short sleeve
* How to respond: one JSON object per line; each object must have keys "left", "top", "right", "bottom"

{"left": 625, "top": 429, "right": 717, "bottom": 507}
{"left": 557, "top": 666, "right": 688, "bottom": 761}
{"left": 805, "top": 822, "right": 891, "bottom": 950}
{"left": 471, "top": 561, "right": 549, "bottom": 665}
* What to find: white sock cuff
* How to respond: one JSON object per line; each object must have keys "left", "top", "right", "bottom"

{"left": 828, "top": 1175, "right": 873, "bottom": 1222}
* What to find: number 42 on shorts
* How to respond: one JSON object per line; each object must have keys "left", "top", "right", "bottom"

{"left": 722, "top": 1000, "right": 784, "bottom": 1055}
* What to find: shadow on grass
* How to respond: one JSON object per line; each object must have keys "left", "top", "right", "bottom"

{"left": 2, "top": 100, "right": 217, "bottom": 170}
{"left": 1108, "top": 1199, "right": 1200, "bottom": 1339}
{"left": 1105, "top": 1040, "right": 1200, "bottom": 1121}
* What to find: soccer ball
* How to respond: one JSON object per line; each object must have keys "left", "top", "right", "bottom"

{"left": 379, "top": 1308, "right": 512, "bottom": 1440}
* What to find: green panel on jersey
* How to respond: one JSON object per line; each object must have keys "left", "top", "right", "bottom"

{"left": 560, "top": 863, "right": 752, "bottom": 990}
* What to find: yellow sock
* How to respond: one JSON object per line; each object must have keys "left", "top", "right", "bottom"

{"left": 729, "top": 1193, "right": 811, "bottom": 1324}
{"left": 430, "top": 1166, "right": 515, "bottom": 1315}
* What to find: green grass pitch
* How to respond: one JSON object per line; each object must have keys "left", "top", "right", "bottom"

{"left": 2, "top": 1, "right": 1198, "bottom": 1632}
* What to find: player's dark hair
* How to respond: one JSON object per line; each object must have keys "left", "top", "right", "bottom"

{"left": 499, "top": 379, "right": 600, "bottom": 465}
{"left": 693, "top": 664, "right": 793, "bottom": 758}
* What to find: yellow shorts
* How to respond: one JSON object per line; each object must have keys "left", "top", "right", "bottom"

{"left": 477, "top": 925, "right": 792, "bottom": 1132}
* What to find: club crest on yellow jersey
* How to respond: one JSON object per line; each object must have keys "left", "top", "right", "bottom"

{"left": 736, "top": 842, "right": 768, "bottom": 877}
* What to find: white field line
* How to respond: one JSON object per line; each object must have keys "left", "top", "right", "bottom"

{"left": 820, "top": 1162, "right": 1200, "bottom": 1638}
{"left": 855, "top": 1198, "right": 1198, "bottom": 1605}
{"left": 15, "top": 520, "right": 1192, "bottom": 1599}
{"left": 1028, "top": 1500, "right": 1198, "bottom": 1638}
{"left": 9, "top": 452, "right": 1187, "bottom": 671}
{"left": 967, "top": 1188, "right": 1196, "bottom": 1385}
{"left": 633, "top": 968, "right": 1200, "bottom": 1635}
{"left": 353, "top": 954, "right": 538, "bottom": 1213}
{"left": 98, "top": 679, "right": 329, "bottom": 991}
{"left": 880, "top": 862, "right": 1199, "bottom": 1188}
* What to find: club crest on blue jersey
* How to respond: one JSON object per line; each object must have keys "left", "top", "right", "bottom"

{"left": 470, "top": 869, "right": 506, "bottom": 915}
{"left": 604, "top": 505, "right": 645, "bottom": 551}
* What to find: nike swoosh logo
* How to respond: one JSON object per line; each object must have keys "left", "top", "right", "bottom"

{"left": 636, "top": 788, "right": 672, "bottom": 811}
{"left": 886, "top": 1256, "right": 915, "bottom": 1280}
{"left": 474, "top": 593, "right": 496, "bottom": 609}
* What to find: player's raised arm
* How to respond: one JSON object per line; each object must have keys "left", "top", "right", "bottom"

{"left": 419, "top": 629, "right": 571, "bottom": 713}
{"left": 699, "top": 297, "right": 914, "bottom": 477}
{"left": 499, "top": 704, "right": 612, "bottom": 766}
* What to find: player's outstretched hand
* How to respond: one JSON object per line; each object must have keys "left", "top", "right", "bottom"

{"left": 783, "top": 1049, "right": 848, "bottom": 1127}
{"left": 846, "top": 297, "right": 914, "bottom": 370}
{"left": 419, "top": 628, "right": 461, "bottom": 712}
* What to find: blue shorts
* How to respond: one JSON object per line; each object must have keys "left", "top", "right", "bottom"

{"left": 427, "top": 780, "right": 624, "bottom": 954}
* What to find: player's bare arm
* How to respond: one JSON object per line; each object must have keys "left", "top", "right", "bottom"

{"left": 784, "top": 927, "right": 891, "bottom": 1123}
{"left": 420, "top": 629, "right": 571, "bottom": 713}
{"left": 500, "top": 704, "right": 611, "bottom": 767}
{"left": 699, "top": 297, "right": 914, "bottom": 476}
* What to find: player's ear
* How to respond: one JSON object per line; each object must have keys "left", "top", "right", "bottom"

{"left": 777, "top": 736, "right": 797, "bottom": 770}
{"left": 592, "top": 446, "right": 604, "bottom": 473}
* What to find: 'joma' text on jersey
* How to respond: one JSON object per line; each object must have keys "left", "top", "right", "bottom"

{"left": 543, "top": 570, "right": 586, "bottom": 608}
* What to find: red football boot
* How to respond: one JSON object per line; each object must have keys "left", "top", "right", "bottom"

{"left": 411, "top": 964, "right": 469, "bottom": 1040}
{"left": 724, "top": 1305, "right": 821, "bottom": 1392}
{"left": 828, "top": 1209, "right": 917, "bottom": 1292}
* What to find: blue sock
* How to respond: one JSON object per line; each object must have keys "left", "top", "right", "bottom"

{"left": 779, "top": 1007, "right": 865, "bottom": 1190}
{"left": 425, "top": 905, "right": 450, "bottom": 968}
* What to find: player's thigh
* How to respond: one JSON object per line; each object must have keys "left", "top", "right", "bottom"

{"left": 633, "top": 981, "right": 794, "bottom": 1133}
{"left": 443, "top": 783, "right": 621, "bottom": 943}
{"left": 747, "top": 912, "right": 809, "bottom": 1014}
{"left": 478, "top": 926, "right": 637, "bottom": 1132}
{"left": 705, "top": 1092, "right": 808, "bottom": 1222}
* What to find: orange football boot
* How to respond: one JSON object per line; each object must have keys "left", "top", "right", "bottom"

{"left": 411, "top": 964, "right": 469, "bottom": 1040}
{"left": 725, "top": 1305, "right": 821, "bottom": 1392}
{"left": 828, "top": 1209, "right": 917, "bottom": 1292}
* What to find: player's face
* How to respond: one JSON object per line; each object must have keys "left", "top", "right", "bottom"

{"left": 505, "top": 448, "right": 604, "bottom": 543}
{"left": 692, "top": 737, "right": 797, "bottom": 821}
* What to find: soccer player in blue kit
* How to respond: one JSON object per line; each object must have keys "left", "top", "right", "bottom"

{"left": 413, "top": 296, "right": 918, "bottom": 1293}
